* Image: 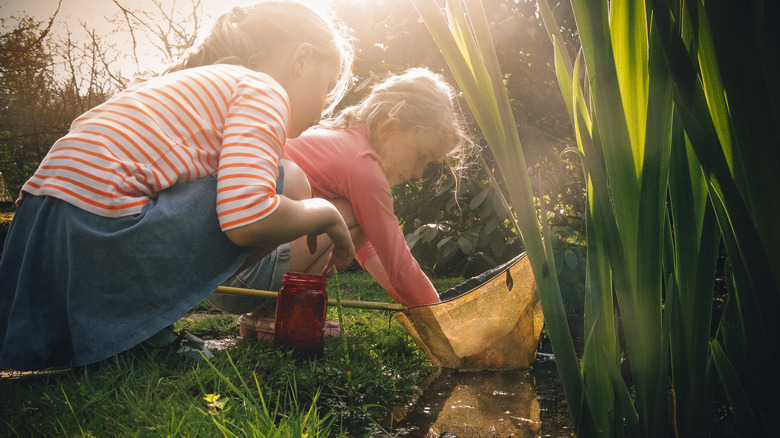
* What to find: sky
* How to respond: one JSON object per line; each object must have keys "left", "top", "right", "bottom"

{"left": 0, "top": 0, "right": 344, "bottom": 76}
{"left": 0, "top": 0, "right": 339, "bottom": 23}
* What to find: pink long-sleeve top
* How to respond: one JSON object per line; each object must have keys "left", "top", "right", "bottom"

{"left": 283, "top": 126, "right": 439, "bottom": 307}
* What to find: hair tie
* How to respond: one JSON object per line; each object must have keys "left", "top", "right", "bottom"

{"left": 388, "top": 99, "right": 406, "bottom": 118}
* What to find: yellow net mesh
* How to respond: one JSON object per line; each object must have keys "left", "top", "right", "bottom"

{"left": 394, "top": 253, "right": 543, "bottom": 370}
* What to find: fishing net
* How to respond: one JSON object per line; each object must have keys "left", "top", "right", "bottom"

{"left": 394, "top": 252, "right": 543, "bottom": 370}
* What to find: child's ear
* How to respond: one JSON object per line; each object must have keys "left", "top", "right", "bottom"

{"left": 290, "top": 43, "right": 316, "bottom": 77}
{"left": 378, "top": 118, "right": 402, "bottom": 142}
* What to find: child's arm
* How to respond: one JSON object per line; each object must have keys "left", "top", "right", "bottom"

{"left": 358, "top": 245, "right": 440, "bottom": 306}
{"left": 346, "top": 170, "right": 440, "bottom": 306}
{"left": 224, "top": 196, "right": 354, "bottom": 276}
{"left": 217, "top": 75, "right": 353, "bottom": 276}
{"left": 360, "top": 254, "right": 393, "bottom": 292}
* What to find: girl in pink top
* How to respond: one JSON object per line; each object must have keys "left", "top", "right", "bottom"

{"left": 285, "top": 68, "right": 469, "bottom": 306}
{"left": 0, "top": 2, "right": 355, "bottom": 371}
{"left": 222, "top": 68, "right": 470, "bottom": 340}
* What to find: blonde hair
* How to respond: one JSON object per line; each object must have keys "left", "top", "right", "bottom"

{"left": 320, "top": 68, "right": 470, "bottom": 164}
{"left": 165, "top": 1, "right": 354, "bottom": 115}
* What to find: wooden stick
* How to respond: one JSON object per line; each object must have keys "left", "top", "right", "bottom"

{"left": 214, "top": 285, "right": 404, "bottom": 312}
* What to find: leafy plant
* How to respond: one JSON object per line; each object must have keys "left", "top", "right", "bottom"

{"left": 396, "top": 145, "right": 585, "bottom": 278}
{"left": 536, "top": 0, "right": 778, "bottom": 435}
{"left": 648, "top": 0, "right": 780, "bottom": 434}
{"left": 414, "top": 0, "right": 778, "bottom": 435}
{"left": 397, "top": 157, "right": 525, "bottom": 277}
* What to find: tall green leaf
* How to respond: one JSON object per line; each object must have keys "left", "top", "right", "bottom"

{"left": 651, "top": 0, "right": 780, "bottom": 432}
{"left": 668, "top": 119, "right": 719, "bottom": 437}
{"left": 411, "top": 0, "right": 595, "bottom": 433}
{"left": 539, "top": 0, "right": 704, "bottom": 435}
{"left": 610, "top": 0, "right": 649, "bottom": 171}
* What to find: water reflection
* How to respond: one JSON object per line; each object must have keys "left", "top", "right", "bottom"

{"left": 379, "top": 363, "right": 568, "bottom": 437}
{"left": 375, "top": 353, "right": 572, "bottom": 438}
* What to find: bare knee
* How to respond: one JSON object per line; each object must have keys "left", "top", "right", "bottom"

{"left": 279, "top": 159, "right": 311, "bottom": 200}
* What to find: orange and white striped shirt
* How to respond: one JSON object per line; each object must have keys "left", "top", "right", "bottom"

{"left": 21, "top": 64, "right": 289, "bottom": 231}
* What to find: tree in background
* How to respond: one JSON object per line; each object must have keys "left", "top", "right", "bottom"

{"left": 0, "top": 7, "right": 124, "bottom": 198}
{"left": 0, "top": 14, "right": 56, "bottom": 199}
{"left": 109, "top": 0, "right": 206, "bottom": 77}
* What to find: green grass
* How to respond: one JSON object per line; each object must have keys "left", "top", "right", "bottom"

{"left": 0, "top": 271, "right": 463, "bottom": 437}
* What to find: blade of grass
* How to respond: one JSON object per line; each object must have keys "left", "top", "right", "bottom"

{"left": 332, "top": 284, "right": 355, "bottom": 413}
{"left": 60, "top": 386, "right": 89, "bottom": 438}
{"left": 710, "top": 339, "right": 758, "bottom": 435}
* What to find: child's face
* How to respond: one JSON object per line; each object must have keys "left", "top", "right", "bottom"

{"left": 286, "top": 56, "right": 341, "bottom": 138}
{"left": 382, "top": 131, "right": 453, "bottom": 186}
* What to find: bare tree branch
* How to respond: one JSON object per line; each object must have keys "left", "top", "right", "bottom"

{"left": 111, "top": 0, "right": 142, "bottom": 74}
{"left": 109, "top": 0, "right": 204, "bottom": 71}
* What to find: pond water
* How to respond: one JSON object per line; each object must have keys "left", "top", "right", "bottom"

{"left": 373, "top": 352, "right": 573, "bottom": 438}
{"left": 204, "top": 337, "right": 239, "bottom": 351}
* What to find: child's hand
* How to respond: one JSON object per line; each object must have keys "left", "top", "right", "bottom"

{"left": 322, "top": 239, "right": 353, "bottom": 278}
{"left": 320, "top": 220, "right": 354, "bottom": 277}
{"left": 224, "top": 197, "right": 353, "bottom": 277}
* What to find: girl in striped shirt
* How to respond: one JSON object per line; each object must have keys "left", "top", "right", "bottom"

{"left": 0, "top": 1, "right": 355, "bottom": 371}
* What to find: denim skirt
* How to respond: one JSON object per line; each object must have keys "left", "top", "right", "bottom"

{"left": 0, "top": 176, "right": 253, "bottom": 370}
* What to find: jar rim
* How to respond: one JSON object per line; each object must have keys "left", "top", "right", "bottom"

{"left": 282, "top": 271, "right": 328, "bottom": 287}
{"left": 283, "top": 271, "right": 327, "bottom": 280}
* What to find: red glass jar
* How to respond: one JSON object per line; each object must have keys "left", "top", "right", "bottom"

{"left": 273, "top": 272, "right": 328, "bottom": 359}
